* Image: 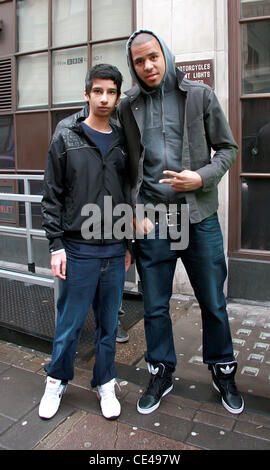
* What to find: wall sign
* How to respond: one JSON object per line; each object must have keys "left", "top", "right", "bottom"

{"left": 176, "top": 59, "right": 214, "bottom": 89}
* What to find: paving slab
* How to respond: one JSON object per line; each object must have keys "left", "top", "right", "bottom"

{"left": 1, "top": 296, "right": 270, "bottom": 452}
{"left": 0, "top": 365, "right": 77, "bottom": 450}
{"left": 0, "top": 366, "right": 43, "bottom": 420}
{"left": 0, "top": 403, "right": 76, "bottom": 450}
{"left": 186, "top": 422, "right": 270, "bottom": 450}
{"left": 50, "top": 413, "right": 196, "bottom": 451}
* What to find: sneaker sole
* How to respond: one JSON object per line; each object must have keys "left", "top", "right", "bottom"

{"left": 103, "top": 412, "right": 121, "bottom": 420}
{"left": 137, "top": 384, "right": 173, "bottom": 415}
{"left": 116, "top": 337, "right": 129, "bottom": 343}
{"left": 97, "top": 393, "right": 121, "bottom": 420}
{"left": 212, "top": 381, "right": 244, "bottom": 414}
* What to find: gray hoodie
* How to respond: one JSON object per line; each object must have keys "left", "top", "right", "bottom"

{"left": 126, "top": 30, "right": 186, "bottom": 206}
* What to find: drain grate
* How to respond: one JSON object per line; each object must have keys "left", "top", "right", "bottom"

{"left": 0, "top": 277, "right": 143, "bottom": 359}
{"left": 0, "top": 278, "right": 55, "bottom": 341}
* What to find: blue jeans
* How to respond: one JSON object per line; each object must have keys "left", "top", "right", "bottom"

{"left": 45, "top": 254, "right": 125, "bottom": 387}
{"left": 135, "top": 214, "right": 235, "bottom": 372}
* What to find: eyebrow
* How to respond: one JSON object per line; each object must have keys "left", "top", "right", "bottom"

{"left": 133, "top": 50, "right": 160, "bottom": 61}
{"left": 92, "top": 86, "right": 117, "bottom": 92}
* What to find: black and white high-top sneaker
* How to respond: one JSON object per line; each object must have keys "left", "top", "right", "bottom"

{"left": 137, "top": 363, "right": 173, "bottom": 415}
{"left": 209, "top": 361, "right": 244, "bottom": 414}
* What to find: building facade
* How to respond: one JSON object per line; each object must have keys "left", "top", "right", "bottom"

{"left": 0, "top": 0, "right": 269, "bottom": 301}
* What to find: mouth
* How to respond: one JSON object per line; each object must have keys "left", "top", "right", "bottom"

{"left": 145, "top": 73, "right": 159, "bottom": 81}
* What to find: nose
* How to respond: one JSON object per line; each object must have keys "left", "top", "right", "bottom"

{"left": 144, "top": 59, "right": 154, "bottom": 71}
{"left": 100, "top": 92, "right": 108, "bottom": 103}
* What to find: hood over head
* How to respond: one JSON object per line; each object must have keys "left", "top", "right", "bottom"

{"left": 126, "top": 29, "right": 177, "bottom": 94}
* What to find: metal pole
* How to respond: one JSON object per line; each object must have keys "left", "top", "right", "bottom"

{"left": 24, "top": 177, "right": 35, "bottom": 273}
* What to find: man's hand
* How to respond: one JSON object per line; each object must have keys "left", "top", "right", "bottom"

{"left": 125, "top": 250, "right": 132, "bottom": 272}
{"left": 133, "top": 216, "right": 154, "bottom": 236}
{"left": 51, "top": 251, "right": 67, "bottom": 280}
{"left": 159, "top": 170, "right": 203, "bottom": 191}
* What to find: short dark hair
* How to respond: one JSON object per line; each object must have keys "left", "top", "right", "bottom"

{"left": 85, "top": 64, "right": 123, "bottom": 97}
{"left": 130, "top": 32, "right": 155, "bottom": 48}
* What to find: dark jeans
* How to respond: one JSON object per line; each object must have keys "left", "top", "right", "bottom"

{"left": 135, "top": 214, "right": 235, "bottom": 372}
{"left": 45, "top": 254, "right": 125, "bottom": 387}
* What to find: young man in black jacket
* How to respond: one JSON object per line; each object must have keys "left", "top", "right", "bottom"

{"left": 39, "top": 64, "right": 131, "bottom": 420}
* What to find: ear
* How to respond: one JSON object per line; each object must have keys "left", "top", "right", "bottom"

{"left": 115, "top": 95, "right": 121, "bottom": 107}
{"left": 84, "top": 91, "right": 89, "bottom": 102}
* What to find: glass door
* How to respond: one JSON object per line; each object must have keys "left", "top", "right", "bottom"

{"left": 229, "top": 0, "right": 270, "bottom": 258}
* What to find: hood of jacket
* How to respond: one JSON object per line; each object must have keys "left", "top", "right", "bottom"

{"left": 125, "top": 30, "right": 187, "bottom": 207}
{"left": 126, "top": 29, "right": 178, "bottom": 95}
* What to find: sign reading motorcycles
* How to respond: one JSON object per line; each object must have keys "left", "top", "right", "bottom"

{"left": 176, "top": 59, "right": 214, "bottom": 89}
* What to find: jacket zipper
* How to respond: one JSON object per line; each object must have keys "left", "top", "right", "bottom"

{"left": 160, "top": 89, "right": 170, "bottom": 209}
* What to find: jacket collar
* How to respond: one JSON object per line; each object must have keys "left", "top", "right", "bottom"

{"left": 70, "top": 103, "right": 121, "bottom": 133}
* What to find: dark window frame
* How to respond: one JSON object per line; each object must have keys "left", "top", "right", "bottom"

{"left": 228, "top": 0, "right": 270, "bottom": 260}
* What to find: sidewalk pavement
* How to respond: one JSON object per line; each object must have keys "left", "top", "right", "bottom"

{"left": 0, "top": 296, "right": 270, "bottom": 453}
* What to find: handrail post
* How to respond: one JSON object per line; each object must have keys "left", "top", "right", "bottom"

{"left": 24, "top": 177, "right": 35, "bottom": 273}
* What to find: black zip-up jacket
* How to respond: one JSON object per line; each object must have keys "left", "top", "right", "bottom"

{"left": 41, "top": 104, "right": 131, "bottom": 253}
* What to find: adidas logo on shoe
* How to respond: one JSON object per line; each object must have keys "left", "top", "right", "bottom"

{"left": 220, "top": 365, "right": 235, "bottom": 375}
{"left": 137, "top": 363, "right": 173, "bottom": 415}
{"left": 210, "top": 361, "right": 244, "bottom": 415}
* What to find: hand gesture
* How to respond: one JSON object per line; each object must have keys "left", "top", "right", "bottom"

{"left": 159, "top": 170, "right": 203, "bottom": 191}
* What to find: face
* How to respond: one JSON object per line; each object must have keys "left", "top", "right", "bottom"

{"left": 84, "top": 78, "right": 120, "bottom": 118}
{"left": 130, "top": 37, "right": 166, "bottom": 88}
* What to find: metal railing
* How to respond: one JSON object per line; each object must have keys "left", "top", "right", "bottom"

{"left": 0, "top": 174, "right": 59, "bottom": 315}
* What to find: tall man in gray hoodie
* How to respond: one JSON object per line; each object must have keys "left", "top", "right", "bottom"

{"left": 117, "top": 30, "right": 244, "bottom": 415}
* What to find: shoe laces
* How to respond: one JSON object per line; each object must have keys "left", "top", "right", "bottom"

{"left": 147, "top": 362, "right": 166, "bottom": 375}
{"left": 45, "top": 378, "right": 65, "bottom": 397}
{"left": 145, "top": 371, "right": 168, "bottom": 398}
{"left": 98, "top": 379, "right": 121, "bottom": 401}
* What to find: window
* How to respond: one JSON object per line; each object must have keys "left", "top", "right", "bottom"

{"left": 0, "top": 0, "right": 135, "bottom": 172}
{"left": 52, "top": 47, "right": 88, "bottom": 106}
{"left": 241, "top": 178, "right": 270, "bottom": 250}
{"left": 92, "top": 41, "right": 132, "bottom": 92}
{"left": 242, "top": 20, "right": 270, "bottom": 94}
{"left": 0, "top": 115, "right": 15, "bottom": 169}
{"left": 16, "top": 0, "right": 48, "bottom": 52}
{"left": 242, "top": 99, "right": 270, "bottom": 173}
{"left": 17, "top": 53, "right": 48, "bottom": 109}
{"left": 241, "top": 0, "right": 270, "bottom": 18}
{"left": 229, "top": 0, "right": 270, "bottom": 258}
{"left": 52, "top": 0, "right": 87, "bottom": 48}
{"left": 91, "top": 0, "right": 132, "bottom": 41}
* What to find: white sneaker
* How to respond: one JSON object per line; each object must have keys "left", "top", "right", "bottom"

{"left": 97, "top": 379, "right": 121, "bottom": 420}
{"left": 39, "top": 376, "right": 67, "bottom": 419}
